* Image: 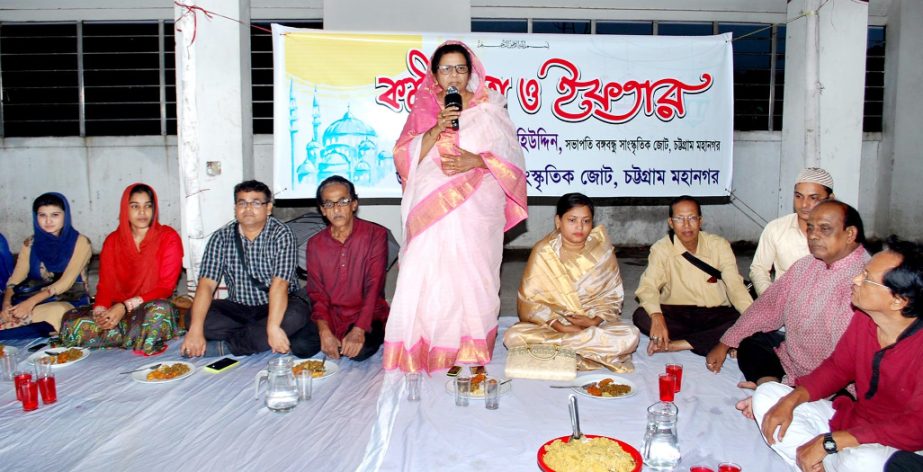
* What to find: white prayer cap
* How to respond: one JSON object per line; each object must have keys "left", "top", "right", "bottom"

{"left": 796, "top": 167, "right": 834, "bottom": 190}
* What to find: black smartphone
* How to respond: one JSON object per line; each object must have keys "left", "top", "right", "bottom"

{"left": 28, "top": 343, "right": 49, "bottom": 353}
{"left": 446, "top": 365, "right": 462, "bottom": 377}
{"left": 203, "top": 357, "right": 240, "bottom": 373}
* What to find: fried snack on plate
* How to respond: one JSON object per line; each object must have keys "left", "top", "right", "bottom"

{"left": 292, "top": 359, "right": 326, "bottom": 378}
{"left": 146, "top": 363, "right": 191, "bottom": 381}
{"left": 582, "top": 378, "right": 632, "bottom": 397}
{"left": 50, "top": 348, "right": 84, "bottom": 365}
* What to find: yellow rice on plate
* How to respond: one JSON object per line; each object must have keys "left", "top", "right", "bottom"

{"left": 543, "top": 436, "right": 635, "bottom": 472}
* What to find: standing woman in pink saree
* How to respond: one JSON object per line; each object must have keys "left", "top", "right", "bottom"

{"left": 383, "top": 41, "right": 528, "bottom": 372}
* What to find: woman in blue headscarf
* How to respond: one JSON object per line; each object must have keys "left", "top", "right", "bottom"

{"left": 1, "top": 193, "right": 91, "bottom": 331}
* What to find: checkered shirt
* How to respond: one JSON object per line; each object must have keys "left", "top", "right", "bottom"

{"left": 199, "top": 216, "right": 298, "bottom": 306}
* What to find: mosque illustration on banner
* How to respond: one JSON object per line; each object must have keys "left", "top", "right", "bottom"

{"left": 289, "top": 82, "right": 394, "bottom": 189}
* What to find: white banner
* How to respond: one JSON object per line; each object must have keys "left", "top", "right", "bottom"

{"left": 273, "top": 27, "right": 733, "bottom": 198}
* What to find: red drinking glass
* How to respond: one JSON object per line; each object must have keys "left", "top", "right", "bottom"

{"left": 21, "top": 380, "right": 39, "bottom": 411}
{"left": 14, "top": 371, "right": 32, "bottom": 402}
{"left": 38, "top": 376, "right": 57, "bottom": 404}
{"left": 658, "top": 373, "right": 675, "bottom": 402}
{"left": 666, "top": 363, "right": 683, "bottom": 392}
{"left": 718, "top": 463, "right": 742, "bottom": 472}
{"left": 690, "top": 467, "right": 715, "bottom": 472}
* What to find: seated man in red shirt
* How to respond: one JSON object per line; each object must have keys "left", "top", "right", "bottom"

{"left": 289, "top": 176, "right": 390, "bottom": 361}
{"left": 754, "top": 236, "right": 923, "bottom": 471}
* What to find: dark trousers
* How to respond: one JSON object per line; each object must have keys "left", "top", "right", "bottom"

{"left": 632, "top": 304, "right": 740, "bottom": 356}
{"left": 885, "top": 451, "right": 923, "bottom": 472}
{"left": 190, "top": 294, "right": 309, "bottom": 355}
{"left": 737, "top": 331, "right": 786, "bottom": 383}
{"left": 289, "top": 319, "right": 385, "bottom": 362}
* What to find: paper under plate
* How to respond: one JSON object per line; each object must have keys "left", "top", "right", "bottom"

{"left": 27, "top": 347, "right": 89, "bottom": 369}
{"left": 443, "top": 379, "right": 512, "bottom": 399}
{"left": 132, "top": 361, "right": 196, "bottom": 384}
{"left": 292, "top": 359, "right": 339, "bottom": 381}
{"left": 537, "top": 434, "right": 642, "bottom": 472}
{"left": 569, "top": 374, "right": 637, "bottom": 400}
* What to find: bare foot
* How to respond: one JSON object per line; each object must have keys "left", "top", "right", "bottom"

{"left": 737, "top": 381, "right": 757, "bottom": 390}
{"left": 736, "top": 396, "right": 754, "bottom": 420}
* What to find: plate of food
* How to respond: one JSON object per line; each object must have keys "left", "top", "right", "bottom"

{"left": 570, "top": 374, "right": 636, "bottom": 399}
{"left": 27, "top": 347, "right": 89, "bottom": 368}
{"left": 133, "top": 361, "right": 195, "bottom": 384}
{"left": 537, "top": 434, "right": 642, "bottom": 472}
{"left": 443, "top": 373, "right": 512, "bottom": 399}
{"left": 292, "top": 358, "right": 339, "bottom": 380}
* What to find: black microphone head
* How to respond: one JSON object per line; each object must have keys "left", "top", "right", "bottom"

{"left": 444, "top": 86, "right": 462, "bottom": 130}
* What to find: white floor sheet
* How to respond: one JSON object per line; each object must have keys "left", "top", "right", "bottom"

{"left": 0, "top": 318, "right": 786, "bottom": 471}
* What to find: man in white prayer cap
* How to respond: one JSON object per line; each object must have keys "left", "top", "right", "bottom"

{"left": 749, "top": 168, "right": 835, "bottom": 296}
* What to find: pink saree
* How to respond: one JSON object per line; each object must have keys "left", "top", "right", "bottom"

{"left": 383, "top": 41, "right": 528, "bottom": 372}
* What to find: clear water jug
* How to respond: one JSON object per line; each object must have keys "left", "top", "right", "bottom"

{"left": 254, "top": 356, "right": 299, "bottom": 413}
{"left": 642, "top": 401, "right": 681, "bottom": 470}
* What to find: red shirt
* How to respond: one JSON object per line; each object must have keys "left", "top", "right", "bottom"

{"left": 95, "top": 229, "right": 183, "bottom": 309}
{"left": 306, "top": 218, "right": 390, "bottom": 339}
{"left": 797, "top": 311, "right": 923, "bottom": 451}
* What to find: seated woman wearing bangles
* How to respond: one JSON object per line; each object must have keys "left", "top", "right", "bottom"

{"left": 503, "top": 193, "right": 640, "bottom": 372}
{"left": 1, "top": 192, "right": 92, "bottom": 332}
{"left": 60, "top": 184, "right": 184, "bottom": 355}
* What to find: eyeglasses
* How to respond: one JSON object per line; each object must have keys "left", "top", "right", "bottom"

{"left": 859, "top": 270, "right": 890, "bottom": 290}
{"left": 320, "top": 198, "right": 353, "bottom": 209}
{"left": 436, "top": 64, "right": 470, "bottom": 75}
{"left": 670, "top": 216, "right": 701, "bottom": 225}
{"left": 235, "top": 200, "right": 269, "bottom": 209}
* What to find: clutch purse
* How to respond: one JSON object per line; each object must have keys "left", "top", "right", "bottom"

{"left": 504, "top": 344, "right": 577, "bottom": 381}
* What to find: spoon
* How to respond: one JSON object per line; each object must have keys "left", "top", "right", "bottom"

{"left": 119, "top": 363, "right": 162, "bottom": 375}
{"left": 568, "top": 394, "right": 584, "bottom": 441}
{"left": 550, "top": 382, "right": 594, "bottom": 389}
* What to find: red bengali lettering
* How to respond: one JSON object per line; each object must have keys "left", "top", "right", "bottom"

{"left": 484, "top": 76, "right": 511, "bottom": 97}
{"left": 537, "top": 57, "right": 713, "bottom": 123}
{"left": 374, "top": 49, "right": 429, "bottom": 113}
{"left": 517, "top": 78, "right": 541, "bottom": 114}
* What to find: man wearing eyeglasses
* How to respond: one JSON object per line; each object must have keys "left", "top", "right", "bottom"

{"left": 752, "top": 237, "right": 923, "bottom": 472}
{"left": 633, "top": 195, "right": 754, "bottom": 356}
{"left": 180, "top": 180, "right": 308, "bottom": 357}
{"left": 288, "top": 176, "right": 390, "bottom": 361}
{"left": 710, "top": 201, "right": 869, "bottom": 419}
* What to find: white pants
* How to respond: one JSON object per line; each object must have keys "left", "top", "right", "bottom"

{"left": 751, "top": 382, "right": 898, "bottom": 472}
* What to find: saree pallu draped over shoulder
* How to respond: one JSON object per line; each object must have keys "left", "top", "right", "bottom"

{"left": 383, "top": 41, "right": 527, "bottom": 373}
{"left": 504, "top": 226, "right": 640, "bottom": 372}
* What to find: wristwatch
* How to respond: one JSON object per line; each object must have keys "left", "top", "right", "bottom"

{"left": 822, "top": 433, "right": 837, "bottom": 454}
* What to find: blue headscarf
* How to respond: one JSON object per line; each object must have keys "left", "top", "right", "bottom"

{"left": 0, "top": 233, "right": 13, "bottom": 288}
{"left": 29, "top": 192, "right": 80, "bottom": 281}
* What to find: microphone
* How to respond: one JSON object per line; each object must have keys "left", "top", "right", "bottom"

{"left": 444, "top": 85, "right": 462, "bottom": 130}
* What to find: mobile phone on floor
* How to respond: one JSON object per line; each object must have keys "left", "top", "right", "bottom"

{"left": 446, "top": 365, "right": 461, "bottom": 377}
{"left": 203, "top": 357, "right": 240, "bottom": 373}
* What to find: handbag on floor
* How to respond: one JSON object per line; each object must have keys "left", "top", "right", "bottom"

{"left": 504, "top": 344, "right": 577, "bottom": 381}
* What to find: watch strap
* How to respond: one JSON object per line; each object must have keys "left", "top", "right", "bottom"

{"left": 822, "top": 432, "right": 837, "bottom": 454}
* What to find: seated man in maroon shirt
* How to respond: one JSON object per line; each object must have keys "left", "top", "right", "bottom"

{"left": 753, "top": 236, "right": 923, "bottom": 471}
{"left": 289, "top": 176, "right": 390, "bottom": 361}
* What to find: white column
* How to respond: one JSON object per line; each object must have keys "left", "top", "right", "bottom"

{"left": 882, "top": 0, "right": 923, "bottom": 237}
{"left": 779, "top": 0, "right": 868, "bottom": 212}
{"left": 174, "top": 0, "right": 253, "bottom": 290}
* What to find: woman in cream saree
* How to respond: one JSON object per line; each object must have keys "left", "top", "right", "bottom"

{"left": 504, "top": 194, "right": 639, "bottom": 372}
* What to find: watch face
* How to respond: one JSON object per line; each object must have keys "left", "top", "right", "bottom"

{"left": 823, "top": 438, "right": 836, "bottom": 452}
